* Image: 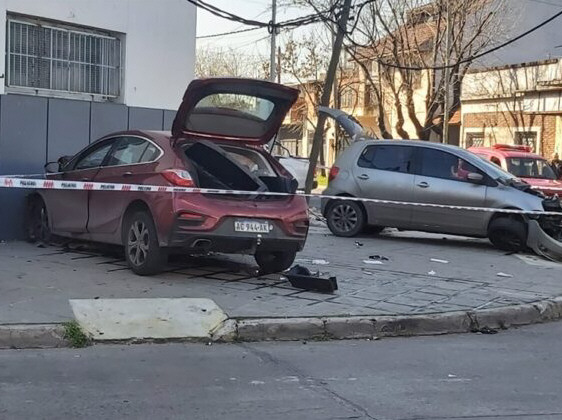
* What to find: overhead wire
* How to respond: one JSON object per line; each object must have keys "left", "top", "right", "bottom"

{"left": 191, "top": 0, "right": 562, "bottom": 71}
{"left": 319, "top": 1, "right": 562, "bottom": 71}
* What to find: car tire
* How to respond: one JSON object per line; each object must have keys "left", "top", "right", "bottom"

{"left": 26, "top": 196, "right": 51, "bottom": 244}
{"left": 363, "top": 225, "right": 385, "bottom": 235}
{"left": 123, "top": 210, "right": 165, "bottom": 276}
{"left": 488, "top": 217, "right": 528, "bottom": 252}
{"left": 326, "top": 200, "right": 366, "bottom": 237}
{"left": 255, "top": 250, "right": 297, "bottom": 274}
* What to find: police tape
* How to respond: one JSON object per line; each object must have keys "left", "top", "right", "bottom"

{"left": 1, "top": 175, "right": 561, "bottom": 217}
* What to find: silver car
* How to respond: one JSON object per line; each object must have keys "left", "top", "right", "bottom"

{"left": 320, "top": 108, "right": 562, "bottom": 254}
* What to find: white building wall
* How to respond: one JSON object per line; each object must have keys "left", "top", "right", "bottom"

{"left": 0, "top": 0, "right": 196, "bottom": 109}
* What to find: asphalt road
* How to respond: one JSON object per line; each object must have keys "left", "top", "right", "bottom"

{"left": 2, "top": 324, "right": 562, "bottom": 420}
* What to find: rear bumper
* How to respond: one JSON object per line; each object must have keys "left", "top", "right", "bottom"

{"left": 168, "top": 217, "right": 307, "bottom": 254}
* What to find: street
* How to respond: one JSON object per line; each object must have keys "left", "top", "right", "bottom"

{"left": 2, "top": 323, "right": 562, "bottom": 420}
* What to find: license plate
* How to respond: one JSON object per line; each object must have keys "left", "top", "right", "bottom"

{"left": 234, "top": 220, "right": 271, "bottom": 233}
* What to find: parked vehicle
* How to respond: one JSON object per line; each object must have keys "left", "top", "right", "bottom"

{"left": 320, "top": 108, "right": 562, "bottom": 254}
{"left": 272, "top": 144, "right": 317, "bottom": 190}
{"left": 469, "top": 144, "right": 562, "bottom": 196}
{"left": 26, "top": 78, "right": 310, "bottom": 275}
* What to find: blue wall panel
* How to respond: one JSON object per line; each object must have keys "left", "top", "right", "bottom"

{"left": 163, "top": 110, "right": 176, "bottom": 131}
{"left": 129, "top": 107, "right": 164, "bottom": 131}
{"left": 90, "top": 102, "right": 128, "bottom": 142}
{"left": 47, "top": 99, "right": 90, "bottom": 162}
{"left": 0, "top": 95, "right": 48, "bottom": 240}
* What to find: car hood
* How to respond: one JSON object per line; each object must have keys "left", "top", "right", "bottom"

{"left": 172, "top": 78, "right": 299, "bottom": 144}
{"left": 318, "top": 106, "right": 366, "bottom": 140}
{"left": 521, "top": 177, "right": 562, "bottom": 194}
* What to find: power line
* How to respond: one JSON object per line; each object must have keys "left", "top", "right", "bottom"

{"left": 197, "top": 27, "right": 261, "bottom": 39}
{"left": 328, "top": 4, "right": 562, "bottom": 71}
{"left": 187, "top": 0, "right": 342, "bottom": 30}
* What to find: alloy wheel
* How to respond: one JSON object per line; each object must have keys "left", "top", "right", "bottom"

{"left": 127, "top": 220, "right": 150, "bottom": 267}
{"left": 331, "top": 204, "right": 359, "bottom": 233}
{"left": 39, "top": 207, "right": 50, "bottom": 242}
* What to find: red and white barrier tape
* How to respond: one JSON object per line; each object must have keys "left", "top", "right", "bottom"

{"left": 1, "top": 175, "right": 561, "bottom": 217}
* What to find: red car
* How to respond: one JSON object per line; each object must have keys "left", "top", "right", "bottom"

{"left": 26, "top": 78, "right": 309, "bottom": 275}
{"left": 469, "top": 144, "right": 562, "bottom": 196}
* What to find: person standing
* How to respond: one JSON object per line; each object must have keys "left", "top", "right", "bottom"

{"left": 550, "top": 153, "right": 562, "bottom": 178}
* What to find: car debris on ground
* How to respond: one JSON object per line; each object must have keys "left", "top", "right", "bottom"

{"left": 285, "top": 265, "right": 338, "bottom": 294}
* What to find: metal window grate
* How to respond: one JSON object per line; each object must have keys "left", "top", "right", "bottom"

{"left": 7, "top": 18, "right": 121, "bottom": 97}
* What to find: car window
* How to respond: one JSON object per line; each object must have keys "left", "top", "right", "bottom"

{"left": 506, "top": 157, "right": 557, "bottom": 180}
{"left": 106, "top": 137, "right": 151, "bottom": 167}
{"left": 74, "top": 142, "right": 114, "bottom": 171}
{"left": 140, "top": 143, "right": 161, "bottom": 163}
{"left": 358, "top": 145, "right": 413, "bottom": 173}
{"left": 419, "top": 148, "right": 482, "bottom": 182}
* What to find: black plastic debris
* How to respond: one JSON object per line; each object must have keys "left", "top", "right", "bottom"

{"left": 369, "top": 255, "right": 389, "bottom": 262}
{"left": 355, "top": 241, "right": 364, "bottom": 247}
{"left": 285, "top": 265, "right": 338, "bottom": 294}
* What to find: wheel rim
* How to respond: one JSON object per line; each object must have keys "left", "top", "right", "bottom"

{"left": 128, "top": 221, "right": 149, "bottom": 266}
{"left": 331, "top": 204, "right": 358, "bottom": 233}
{"left": 39, "top": 207, "right": 49, "bottom": 241}
{"left": 33, "top": 205, "right": 50, "bottom": 243}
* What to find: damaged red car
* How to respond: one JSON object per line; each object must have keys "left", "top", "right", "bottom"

{"left": 26, "top": 78, "right": 310, "bottom": 275}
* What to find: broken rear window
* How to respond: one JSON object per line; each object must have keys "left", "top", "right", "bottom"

{"left": 195, "top": 94, "right": 274, "bottom": 121}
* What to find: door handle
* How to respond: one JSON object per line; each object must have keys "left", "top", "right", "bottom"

{"left": 357, "top": 174, "right": 370, "bottom": 181}
{"left": 122, "top": 172, "right": 133, "bottom": 178}
{"left": 417, "top": 182, "right": 429, "bottom": 188}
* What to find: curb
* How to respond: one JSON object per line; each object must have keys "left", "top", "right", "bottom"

{"left": 2, "top": 298, "right": 562, "bottom": 349}
{"left": 0, "top": 324, "right": 68, "bottom": 349}
{"left": 214, "top": 297, "right": 562, "bottom": 342}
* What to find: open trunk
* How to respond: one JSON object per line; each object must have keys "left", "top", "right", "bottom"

{"left": 184, "top": 140, "right": 297, "bottom": 198}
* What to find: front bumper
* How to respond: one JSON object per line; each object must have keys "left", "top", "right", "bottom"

{"left": 527, "top": 220, "right": 562, "bottom": 261}
{"left": 168, "top": 217, "right": 307, "bottom": 255}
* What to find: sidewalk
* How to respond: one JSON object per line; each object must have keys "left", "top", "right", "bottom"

{"left": 2, "top": 226, "right": 562, "bottom": 345}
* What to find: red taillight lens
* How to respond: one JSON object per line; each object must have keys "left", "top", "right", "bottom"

{"left": 328, "top": 166, "right": 340, "bottom": 182}
{"left": 162, "top": 170, "right": 195, "bottom": 187}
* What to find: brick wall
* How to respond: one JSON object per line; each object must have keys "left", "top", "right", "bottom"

{"left": 462, "top": 111, "right": 560, "bottom": 158}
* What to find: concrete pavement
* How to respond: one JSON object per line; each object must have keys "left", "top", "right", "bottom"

{"left": 2, "top": 224, "right": 562, "bottom": 345}
{"left": 2, "top": 323, "right": 562, "bottom": 419}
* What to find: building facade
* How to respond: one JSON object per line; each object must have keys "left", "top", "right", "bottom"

{"left": 461, "top": 59, "right": 562, "bottom": 159}
{"left": 0, "top": 0, "right": 196, "bottom": 239}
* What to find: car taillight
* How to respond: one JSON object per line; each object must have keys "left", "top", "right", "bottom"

{"left": 162, "top": 170, "right": 195, "bottom": 187}
{"left": 329, "top": 166, "right": 340, "bottom": 183}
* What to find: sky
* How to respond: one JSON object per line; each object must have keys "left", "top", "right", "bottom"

{"left": 195, "top": 0, "right": 307, "bottom": 59}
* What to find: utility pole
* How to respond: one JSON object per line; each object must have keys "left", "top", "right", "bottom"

{"left": 304, "top": 0, "right": 352, "bottom": 193}
{"left": 331, "top": 0, "right": 339, "bottom": 167}
{"left": 269, "top": 0, "right": 277, "bottom": 82}
{"left": 277, "top": 46, "right": 281, "bottom": 84}
{"left": 442, "top": 0, "right": 452, "bottom": 144}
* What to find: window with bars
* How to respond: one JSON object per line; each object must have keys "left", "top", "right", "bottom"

{"left": 515, "top": 131, "right": 538, "bottom": 153}
{"left": 6, "top": 17, "right": 122, "bottom": 98}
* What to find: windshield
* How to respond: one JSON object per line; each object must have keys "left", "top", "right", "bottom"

{"left": 475, "top": 155, "right": 517, "bottom": 181}
{"left": 506, "top": 157, "right": 556, "bottom": 180}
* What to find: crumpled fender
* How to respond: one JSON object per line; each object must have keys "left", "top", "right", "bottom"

{"left": 527, "top": 220, "right": 562, "bottom": 261}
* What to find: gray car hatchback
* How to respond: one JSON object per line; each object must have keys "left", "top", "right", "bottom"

{"left": 320, "top": 109, "right": 562, "bottom": 252}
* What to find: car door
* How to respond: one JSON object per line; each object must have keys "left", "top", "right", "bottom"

{"left": 87, "top": 136, "right": 162, "bottom": 237}
{"left": 351, "top": 144, "right": 415, "bottom": 228}
{"left": 411, "top": 147, "right": 489, "bottom": 235}
{"left": 45, "top": 139, "right": 116, "bottom": 233}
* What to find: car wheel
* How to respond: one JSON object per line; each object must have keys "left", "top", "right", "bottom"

{"left": 488, "top": 217, "right": 527, "bottom": 252}
{"left": 326, "top": 200, "right": 366, "bottom": 237}
{"left": 26, "top": 197, "right": 51, "bottom": 244}
{"left": 123, "top": 211, "right": 164, "bottom": 276}
{"left": 255, "top": 250, "right": 297, "bottom": 274}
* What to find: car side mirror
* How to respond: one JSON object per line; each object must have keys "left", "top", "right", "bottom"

{"left": 58, "top": 155, "right": 72, "bottom": 166}
{"left": 44, "top": 162, "right": 59, "bottom": 173}
{"left": 467, "top": 172, "right": 484, "bottom": 183}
